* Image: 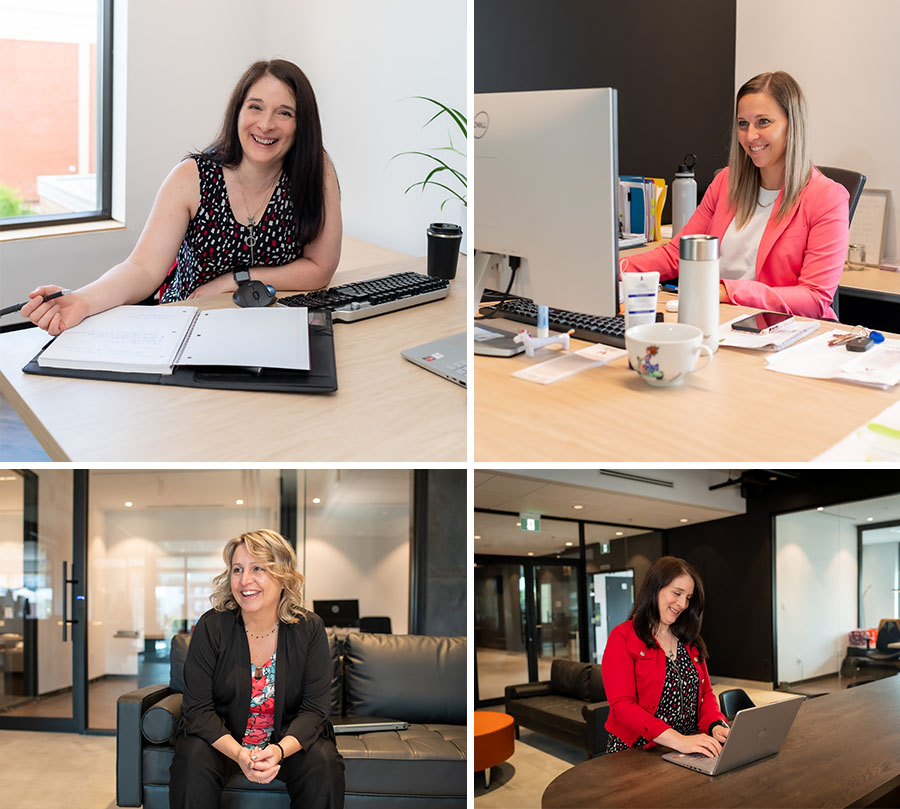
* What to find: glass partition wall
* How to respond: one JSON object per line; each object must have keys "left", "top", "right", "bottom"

{"left": 474, "top": 509, "right": 646, "bottom": 706}
{"left": 0, "top": 469, "right": 415, "bottom": 733}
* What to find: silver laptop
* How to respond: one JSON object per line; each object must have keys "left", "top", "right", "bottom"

{"left": 331, "top": 716, "right": 409, "bottom": 734}
{"left": 401, "top": 332, "right": 467, "bottom": 387}
{"left": 662, "top": 696, "right": 803, "bottom": 776}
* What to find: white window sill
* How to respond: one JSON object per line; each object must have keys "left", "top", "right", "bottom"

{"left": 0, "top": 219, "right": 126, "bottom": 243}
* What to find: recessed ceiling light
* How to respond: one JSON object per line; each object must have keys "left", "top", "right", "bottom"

{"left": 527, "top": 552, "right": 534, "bottom": 556}
{"left": 124, "top": 501, "right": 133, "bottom": 508}
{"left": 516, "top": 521, "right": 521, "bottom": 527}
{"left": 565, "top": 542, "right": 574, "bottom": 547}
{"left": 615, "top": 531, "right": 623, "bottom": 536}
{"left": 573, "top": 504, "right": 584, "bottom": 510}
{"left": 474, "top": 535, "right": 481, "bottom": 540}
{"left": 679, "top": 518, "right": 689, "bottom": 523}
{"left": 817, "top": 507, "right": 824, "bottom": 512}
{"left": 867, "top": 517, "right": 874, "bottom": 522}
{"left": 769, "top": 476, "right": 777, "bottom": 481}
{"left": 235, "top": 499, "right": 244, "bottom": 506}
{"left": 312, "top": 497, "right": 321, "bottom": 504}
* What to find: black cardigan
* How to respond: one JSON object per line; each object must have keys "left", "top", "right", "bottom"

{"left": 180, "top": 607, "right": 331, "bottom": 751}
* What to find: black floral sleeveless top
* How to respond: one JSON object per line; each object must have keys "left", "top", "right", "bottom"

{"left": 159, "top": 155, "right": 301, "bottom": 303}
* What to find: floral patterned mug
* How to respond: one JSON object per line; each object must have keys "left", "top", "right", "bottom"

{"left": 625, "top": 322, "right": 713, "bottom": 387}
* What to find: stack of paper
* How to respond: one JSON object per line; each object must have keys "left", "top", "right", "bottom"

{"left": 816, "top": 400, "right": 900, "bottom": 461}
{"left": 764, "top": 330, "right": 900, "bottom": 389}
{"left": 718, "top": 316, "right": 820, "bottom": 351}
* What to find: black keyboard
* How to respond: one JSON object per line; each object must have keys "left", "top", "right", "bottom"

{"left": 484, "top": 293, "right": 630, "bottom": 347}
{"left": 278, "top": 272, "right": 450, "bottom": 322}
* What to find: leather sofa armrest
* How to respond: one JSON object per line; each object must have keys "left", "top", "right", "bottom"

{"left": 116, "top": 684, "right": 171, "bottom": 807}
{"left": 505, "top": 681, "right": 552, "bottom": 702}
{"left": 582, "top": 701, "right": 610, "bottom": 756}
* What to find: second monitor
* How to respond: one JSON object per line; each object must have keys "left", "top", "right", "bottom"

{"left": 473, "top": 87, "right": 621, "bottom": 318}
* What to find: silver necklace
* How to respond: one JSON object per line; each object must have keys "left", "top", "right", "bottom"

{"left": 236, "top": 169, "right": 280, "bottom": 267}
{"left": 757, "top": 191, "right": 778, "bottom": 209}
{"left": 655, "top": 630, "right": 677, "bottom": 661}
{"left": 246, "top": 623, "right": 278, "bottom": 640}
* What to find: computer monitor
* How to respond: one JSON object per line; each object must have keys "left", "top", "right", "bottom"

{"left": 473, "top": 87, "right": 620, "bottom": 317}
{"left": 313, "top": 599, "right": 360, "bottom": 628}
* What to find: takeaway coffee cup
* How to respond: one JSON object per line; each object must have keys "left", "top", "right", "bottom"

{"left": 427, "top": 223, "right": 463, "bottom": 279}
{"left": 625, "top": 322, "right": 713, "bottom": 387}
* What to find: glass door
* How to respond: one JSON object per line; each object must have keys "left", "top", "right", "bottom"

{"left": 534, "top": 562, "right": 579, "bottom": 681}
{"left": 0, "top": 469, "right": 79, "bottom": 731}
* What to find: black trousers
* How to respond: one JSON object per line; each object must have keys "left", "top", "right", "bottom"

{"left": 169, "top": 733, "right": 345, "bottom": 809}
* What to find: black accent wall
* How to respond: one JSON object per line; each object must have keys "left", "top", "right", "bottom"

{"left": 665, "top": 472, "right": 900, "bottom": 683}
{"left": 475, "top": 0, "right": 737, "bottom": 221}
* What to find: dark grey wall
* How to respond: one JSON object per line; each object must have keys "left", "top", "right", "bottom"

{"left": 475, "top": 0, "right": 737, "bottom": 221}
{"left": 410, "top": 470, "right": 466, "bottom": 637}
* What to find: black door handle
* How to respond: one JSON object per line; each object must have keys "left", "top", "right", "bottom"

{"left": 62, "top": 560, "right": 78, "bottom": 642}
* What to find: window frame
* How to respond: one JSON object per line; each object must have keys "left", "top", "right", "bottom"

{"left": 0, "top": 0, "right": 114, "bottom": 232}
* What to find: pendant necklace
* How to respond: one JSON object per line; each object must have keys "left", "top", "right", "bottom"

{"left": 237, "top": 169, "right": 280, "bottom": 268}
{"left": 247, "top": 622, "right": 278, "bottom": 679}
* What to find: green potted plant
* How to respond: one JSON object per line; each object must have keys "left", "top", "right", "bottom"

{"left": 392, "top": 97, "right": 466, "bottom": 279}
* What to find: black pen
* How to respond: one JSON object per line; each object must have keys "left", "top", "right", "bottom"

{"left": 0, "top": 289, "right": 71, "bottom": 318}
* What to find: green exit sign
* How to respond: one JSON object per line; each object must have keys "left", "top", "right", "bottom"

{"left": 520, "top": 512, "right": 541, "bottom": 532}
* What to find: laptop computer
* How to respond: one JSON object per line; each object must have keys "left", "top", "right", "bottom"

{"left": 662, "top": 695, "right": 804, "bottom": 776}
{"left": 331, "top": 716, "right": 409, "bottom": 734}
{"left": 401, "top": 332, "right": 467, "bottom": 387}
{"left": 473, "top": 323, "right": 525, "bottom": 357}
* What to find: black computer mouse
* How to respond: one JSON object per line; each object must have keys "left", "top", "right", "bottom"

{"left": 233, "top": 280, "right": 276, "bottom": 308}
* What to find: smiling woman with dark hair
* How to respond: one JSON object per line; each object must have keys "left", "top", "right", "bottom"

{"left": 23, "top": 58, "right": 342, "bottom": 335}
{"left": 601, "top": 556, "right": 730, "bottom": 759}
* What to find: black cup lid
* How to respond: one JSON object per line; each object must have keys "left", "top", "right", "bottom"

{"left": 428, "top": 223, "right": 463, "bottom": 237}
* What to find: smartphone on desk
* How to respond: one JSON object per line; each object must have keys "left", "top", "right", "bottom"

{"left": 732, "top": 311, "right": 794, "bottom": 334}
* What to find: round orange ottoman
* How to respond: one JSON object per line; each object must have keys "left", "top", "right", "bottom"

{"left": 474, "top": 710, "right": 515, "bottom": 788}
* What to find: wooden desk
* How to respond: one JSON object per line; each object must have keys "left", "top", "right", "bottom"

{"left": 474, "top": 299, "right": 900, "bottom": 462}
{"left": 840, "top": 266, "right": 900, "bottom": 304}
{"left": 542, "top": 676, "right": 900, "bottom": 808}
{"left": 0, "top": 237, "right": 465, "bottom": 461}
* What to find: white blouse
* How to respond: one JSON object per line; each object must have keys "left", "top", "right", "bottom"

{"left": 719, "top": 187, "right": 782, "bottom": 281}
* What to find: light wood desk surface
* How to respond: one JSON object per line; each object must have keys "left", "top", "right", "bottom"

{"left": 0, "top": 237, "right": 466, "bottom": 462}
{"left": 840, "top": 265, "right": 900, "bottom": 302}
{"left": 474, "top": 297, "right": 900, "bottom": 462}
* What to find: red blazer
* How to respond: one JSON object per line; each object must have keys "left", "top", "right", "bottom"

{"left": 621, "top": 167, "right": 849, "bottom": 320}
{"left": 601, "top": 619, "right": 725, "bottom": 748}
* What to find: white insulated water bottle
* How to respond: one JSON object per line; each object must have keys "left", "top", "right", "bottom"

{"left": 677, "top": 234, "right": 719, "bottom": 354}
{"left": 671, "top": 154, "right": 697, "bottom": 234}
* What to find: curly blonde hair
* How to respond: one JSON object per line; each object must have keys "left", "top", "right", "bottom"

{"left": 210, "top": 529, "right": 306, "bottom": 623}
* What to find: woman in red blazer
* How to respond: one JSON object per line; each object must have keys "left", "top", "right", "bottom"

{"left": 601, "top": 556, "right": 729, "bottom": 757}
{"left": 622, "top": 71, "right": 849, "bottom": 320}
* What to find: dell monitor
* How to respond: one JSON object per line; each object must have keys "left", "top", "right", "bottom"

{"left": 473, "top": 87, "right": 620, "bottom": 318}
{"left": 313, "top": 599, "right": 360, "bottom": 628}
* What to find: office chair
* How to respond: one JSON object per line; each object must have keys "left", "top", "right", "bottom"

{"left": 718, "top": 688, "right": 755, "bottom": 721}
{"left": 816, "top": 165, "right": 866, "bottom": 321}
{"left": 359, "top": 616, "right": 392, "bottom": 634}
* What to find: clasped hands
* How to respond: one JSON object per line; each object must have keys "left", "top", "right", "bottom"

{"left": 238, "top": 743, "right": 283, "bottom": 784}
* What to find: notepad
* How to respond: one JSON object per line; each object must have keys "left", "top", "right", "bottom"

{"left": 718, "top": 316, "right": 820, "bottom": 351}
{"left": 37, "top": 305, "right": 310, "bottom": 375}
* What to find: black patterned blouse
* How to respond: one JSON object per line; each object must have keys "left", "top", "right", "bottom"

{"left": 606, "top": 640, "right": 701, "bottom": 753}
{"left": 159, "top": 155, "right": 301, "bottom": 303}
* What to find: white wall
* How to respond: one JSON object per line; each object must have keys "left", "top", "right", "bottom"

{"left": 861, "top": 542, "right": 898, "bottom": 628}
{"left": 775, "top": 510, "right": 857, "bottom": 683}
{"left": 0, "top": 0, "right": 466, "bottom": 308}
{"left": 263, "top": 0, "right": 467, "bottom": 256}
{"left": 736, "top": 0, "right": 899, "bottom": 259}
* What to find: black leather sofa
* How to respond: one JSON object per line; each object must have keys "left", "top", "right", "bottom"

{"left": 504, "top": 659, "right": 609, "bottom": 758}
{"left": 117, "top": 630, "right": 466, "bottom": 808}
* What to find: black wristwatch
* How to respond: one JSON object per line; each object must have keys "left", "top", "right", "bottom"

{"left": 233, "top": 267, "right": 251, "bottom": 285}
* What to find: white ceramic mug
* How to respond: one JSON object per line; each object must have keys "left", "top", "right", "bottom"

{"left": 625, "top": 322, "right": 713, "bottom": 387}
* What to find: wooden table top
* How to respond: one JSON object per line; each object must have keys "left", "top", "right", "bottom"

{"left": 474, "top": 297, "right": 900, "bottom": 462}
{"left": 0, "top": 237, "right": 466, "bottom": 462}
{"left": 542, "top": 677, "right": 900, "bottom": 808}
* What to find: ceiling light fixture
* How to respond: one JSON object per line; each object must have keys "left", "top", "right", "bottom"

{"left": 124, "top": 501, "right": 133, "bottom": 508}
{"left": 817, "top": 507, "right": 824, "bottom": 512}
{"left": 235, "top": 499, "right": 244, "bottom": 506}
{"left": 527, "top": 552, "right": 534, "bottom": 556}
{"left": 867, "top": 517, "right": 874, "bottom": 522}
{"left": 312, "top": 497, "right": 321, "bottom": 504}
{"left": 573, "top": 504, "right": 584, "bottom": 510}
{"left": 565, "top": 542, "right": 574, "bottom": 547}
{"left": 679, "top": 518, "right": 689, "bottom": 523}
{"left": 615, "top": 531, "right": 623, "bottom": 536}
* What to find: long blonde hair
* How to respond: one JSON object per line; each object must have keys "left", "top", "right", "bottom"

{"left": 210, "top": 529, "right": 306, "bottom": 623}
{"left": 727, "top": 71, "right": 812, "bottom": 228}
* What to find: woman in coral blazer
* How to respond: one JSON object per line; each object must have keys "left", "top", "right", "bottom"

{"left": 622, "top": 71, "right": 849, "bottom": 320}
{"left": 601, "top": 556, "right": 728, "bottom": 757}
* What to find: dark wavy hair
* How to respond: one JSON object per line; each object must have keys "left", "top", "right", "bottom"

{"left": 196, "top": 59, "right": 326, "bottom": 246}
{"left": 631, "top": 556, "right": 709, "bottom": 660}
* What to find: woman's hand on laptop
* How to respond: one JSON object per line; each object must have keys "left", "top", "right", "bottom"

{"left": 711, "top": 724, "right": 730, "bottom": 744}
{"left": 656, "top": 728, "right": 723, "bottom": 757}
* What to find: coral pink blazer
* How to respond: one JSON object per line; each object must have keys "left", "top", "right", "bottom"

{"left": 601, "top": 620, "right": 725, "bottom": 748}
{"left": 622, "top": 167, "right": 850, "bottom": 319}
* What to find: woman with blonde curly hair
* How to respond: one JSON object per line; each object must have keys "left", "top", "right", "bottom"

{"left": 169, "top": 529, "right": 344, "bottom": 809}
